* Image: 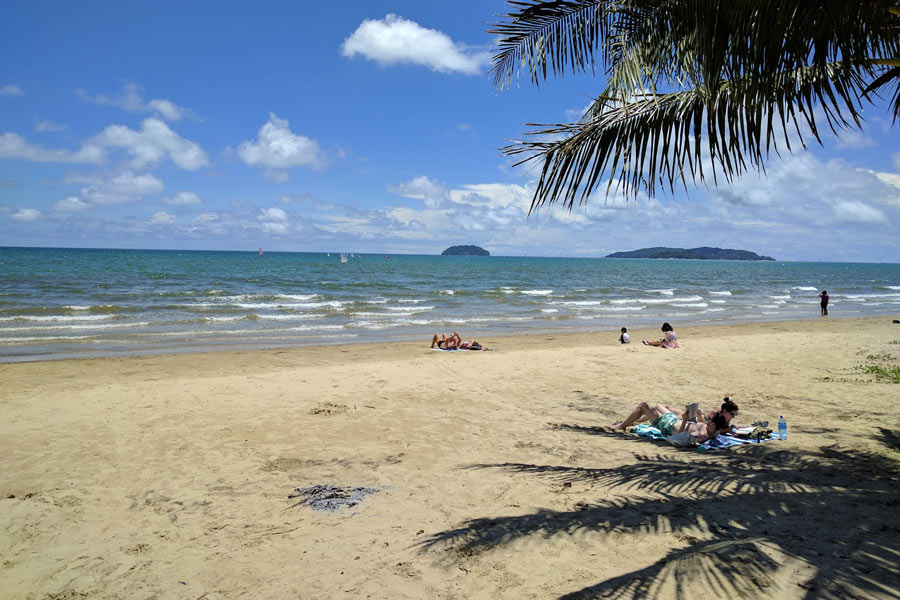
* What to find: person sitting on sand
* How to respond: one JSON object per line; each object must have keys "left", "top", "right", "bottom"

{"left": 431, "top": 332, "right": 461, "bottom": 349}
{"left": 642, "top": 322, "right": 680, "bottom": 348}
{"left": 619, "top": 327, "right": 631, "bottom": 344}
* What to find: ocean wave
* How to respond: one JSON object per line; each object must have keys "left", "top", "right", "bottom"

{"left": 2, "top": 321, "right": 151, "bottom": 332}
{"left": 646, "top": 289, "right": 675, "bottom": 296}
{"left": 541, "top": 308, "right": 559, "bottom": 313}
{"left": 0, "top": 314, "right": 119, "bottom": 323}
{"left": 520, "top": 289, "right": 553, "bottom": 296}
{"left": 708, "top": 291, "right": 732, "bottom": 296}
{"left": 792, "top": 286, "right": 818, "bottom": 291}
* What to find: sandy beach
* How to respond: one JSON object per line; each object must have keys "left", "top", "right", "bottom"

{"left": 1, "top": 316, "right": 899, "bottom": 599}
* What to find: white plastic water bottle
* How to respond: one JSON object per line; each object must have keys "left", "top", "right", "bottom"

{"left": 777, "top": 416, "right": 787, "bottom": 441}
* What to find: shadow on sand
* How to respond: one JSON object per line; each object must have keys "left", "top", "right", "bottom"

{"left": 419, "top": 425, "right": 900, "bottom": 599}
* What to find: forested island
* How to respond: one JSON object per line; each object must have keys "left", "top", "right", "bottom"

{"left": 441, "top": 245, "right": 490, "bottom": 256}
{"left": 606, "top": 247, "right": 775, "bottom": 261}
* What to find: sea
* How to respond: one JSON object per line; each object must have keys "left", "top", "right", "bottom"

{"left": 1, "top": 246, "right": 899, "bottom": 363}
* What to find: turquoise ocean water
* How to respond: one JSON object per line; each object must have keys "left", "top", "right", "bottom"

{"left": 1, "top": 246, "right": 898, "bottom": 362}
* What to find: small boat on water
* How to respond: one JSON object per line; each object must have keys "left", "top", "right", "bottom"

{"left": 340, "top": 253, "right": 348, "bottom": 263}
{"left": 258, "top": 247, "right": 264, "bottom": 257}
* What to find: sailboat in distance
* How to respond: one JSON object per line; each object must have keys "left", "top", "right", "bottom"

{"left": 340, "top": 252, "right": 348, "bottom": 263}
{"left": 258, "top": 247, "right": 264, "bottom": 257}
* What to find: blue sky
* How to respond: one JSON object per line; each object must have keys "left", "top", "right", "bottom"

{"left": 1, "top": 1, "right": 898, "bottom": 261}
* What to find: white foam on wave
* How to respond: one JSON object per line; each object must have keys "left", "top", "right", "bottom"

{"left": 0, "top": 314, "right": 117, "bottom": 323}
{"left": 254, "top": 314, "right": 320, "bottom": 321}
{"left": 792, "top": 286, "right": 818, "bottom": 291}
{"left": 62, "top": 305, "right": 93, "bottom": 310}
{"left": 680, "top": 303, "right": 709, "bottom": 308}
{"left": 383, "top": 305, "right": 435, "bottom": 312}
{"left": 3, "top": 321, "right": 151, "bottom": 332}
{"left": 708, "top": 291, "right": 732, "bottom": 296}
{"left": 842, "top": 292, "right": 900, "bottom": 300}
{"left": 437, "top": 289, "right": 455, "bottom": 295}
{"left": 521, "top": 289, "right": 553, "bottom": 296}
{"left": 541, "top": 308, "right": 559, "bottom": 313}
{"left": 887, "top": 285, "right": 900, "bottom": 291}
{"left": 646, "top": 289, "right": 675, "bottom": 296}
{"left": 710, "top": 299, "right": 727, "bottom": 304}
{"left": 561, "top": 300, "right": 606, "bottom": 307}
{"left": 768, "top": 295, "right": 790, "bottom": 300}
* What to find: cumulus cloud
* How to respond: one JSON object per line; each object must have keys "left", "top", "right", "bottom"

{"left": 150, "top": 211, "right": 176, "bottom": 224}
{"left": 389, "top": 175, "right": 449, "bottom": 208}
{"left": 54, "top": 196, "right": 93, "bottom": 212}
{"left": 237, "top": 113, "right": 327, "bottom": 180}
{"left": 0, "top": 132, "right": 105, "bottom": 164}
{"left": 0, "top": 84, "right": 23, "bottom": 96}
{"left": 11, "top": 208, "right": 41, "bottom": 221}
{"left": 77, "top": 83, "right": 192, "bottom": 121}
{"left": 258, "top": 206, "right": 290, "bottom": 234}
{"left": 341, "top": 14, "right": 490, "bottom": 75}
{"left": 91, "top": 118, "right": 209, "bottom": 170}
{"left": 832, "top": 200, "right": 887, "bottom": 224}
{"left": 67, "top": 171, "right": 165, "bottom": 206}
{"left": 161, "top": 191, "right": 203, "bottom": 206}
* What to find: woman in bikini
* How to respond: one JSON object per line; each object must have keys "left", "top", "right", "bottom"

{"left": 431, "top": 332, "right": 462, "bottom": 349}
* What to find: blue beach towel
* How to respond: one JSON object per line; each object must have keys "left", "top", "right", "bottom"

{"left": 629, "top": 424, "right": 773, "bottom": 450}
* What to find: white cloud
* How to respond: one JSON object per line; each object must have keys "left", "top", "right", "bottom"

{"left": 0, "top": 84, "right": 23, "bottom": 96}
{"left": 258, "top": 207, "right": 290, "bottom": 234}
{"left": 259, "top": 207, "right": 288, "bottom": 222}
{"left": 237, "top": 113, "right": 327, "bottom": 180}
{"left": 0, "top": 132, "right": 105, "bottom": 164}
{"left": 11, "top": 208, "right": 41, "bottom": 222}
{"left": 77, "top": 83, "right": 191, "bottom": 121}
{"left": 389, "top": 175, "right": 449, "bottom": 208}
{"left": 73, "top": 171, "right": 165, "bottom": 206}
{"left": 161, "top": 191, "right": 203, "bottom": 206}
{"left": 91, "top": 118, "right": 209, "bottom": 170}
{"left": 342, "top": 14, "right": 490, "bottom": 75}
{"left": 54, "top": 196, "right": 93, "bottom": 212}
{"left": 832, "top": 200, "right": 887, "bottom": 224}
{"left": 150, "top": 211, "right": 176, "bottom": 224}
{"left": 35, "top": 119, "right": 67, "bottom": 132}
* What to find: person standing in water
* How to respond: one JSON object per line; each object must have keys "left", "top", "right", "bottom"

{"left": 819, "top": 290, "right": 829, "bottom": 316}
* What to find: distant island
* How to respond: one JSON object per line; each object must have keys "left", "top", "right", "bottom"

{"left": 606, "top": 246, "right": 775, "bottom": 261}
{"left": 441, "top": 245, "right": 490, "bottom": 256}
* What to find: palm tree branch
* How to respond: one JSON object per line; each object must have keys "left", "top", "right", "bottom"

{"left": 504, "top": 62, "right": 869, "bottom": 210}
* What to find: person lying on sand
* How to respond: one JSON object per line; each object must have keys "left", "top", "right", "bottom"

{"left": 610, "top": 402, "right": 687, "bottom": 436}
{"left": 431, "top": 332, "right": 462, "bottom": 349}
{"left": 696, "top": 397, "right": 740, "bottom": 436}
{"left": 667, "top": 413, "right": 728, "bottom": 446}
{"left": 431, "top": 332, "right": 488, "bottom": 350}
{"left": 611, "top": 402, "right": 728, "bottom": 445}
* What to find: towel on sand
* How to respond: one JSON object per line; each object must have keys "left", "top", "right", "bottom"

{"left": 630, "top": 424, "right": 773, "bottom": 450}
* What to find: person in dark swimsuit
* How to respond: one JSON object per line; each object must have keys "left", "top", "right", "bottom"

{"left": 431, "top": 332, "right": 461, "bottom": 349}
{"left": 819, "top": 290, "right": 829, "bottom": 316}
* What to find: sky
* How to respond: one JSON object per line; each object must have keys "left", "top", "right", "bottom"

{"left": 1, "top": 1, "right": 898, "bottom": 262}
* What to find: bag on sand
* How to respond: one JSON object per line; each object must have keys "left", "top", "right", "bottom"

{"left": 666, "top": 431, "right": 697, "bottom": 447}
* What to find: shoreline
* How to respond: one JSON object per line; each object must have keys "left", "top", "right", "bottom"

{"left": 3, "top": 311, "right": 897, "bottom": 364}
{"left": 2, "top": 315, "right": 899, "bottom": 598}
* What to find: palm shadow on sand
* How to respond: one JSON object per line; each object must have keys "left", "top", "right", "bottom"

{"left": 418, "top": 425, "right": 900, "bottom": 599}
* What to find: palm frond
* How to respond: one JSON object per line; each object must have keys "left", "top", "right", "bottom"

{"left": 491, "top": 0, "right": 900, "bottom": 205}
{"left": 505, "top": 62, "right": 869, "bottom": 210}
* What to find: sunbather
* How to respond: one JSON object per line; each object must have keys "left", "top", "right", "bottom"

{"left": 610, "top": 402, "right": 687, "bottom": 436}
{"left": 431, "top": 332, "right": 461, "bottom": 349}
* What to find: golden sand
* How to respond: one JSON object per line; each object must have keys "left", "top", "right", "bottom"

{"left": 1, "top": 316, "right": 899, "bottom": 599}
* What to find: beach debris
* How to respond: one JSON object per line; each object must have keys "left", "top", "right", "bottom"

{"left": 288, "top": 484, "right": 379, "bottom": 512}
